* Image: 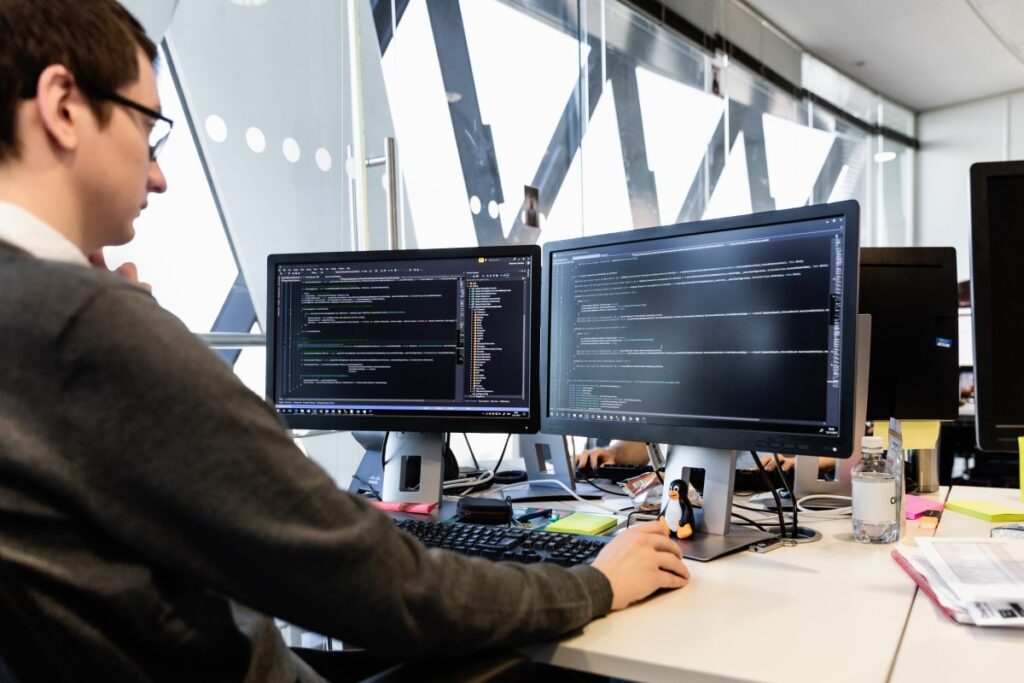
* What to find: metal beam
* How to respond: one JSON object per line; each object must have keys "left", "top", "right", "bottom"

{"left": 426, "top": 1, "right": 505, "bottom": 245}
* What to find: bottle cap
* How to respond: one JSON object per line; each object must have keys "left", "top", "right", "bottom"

{"left": 861, "top": 435, "right": 885, "bottom": 450}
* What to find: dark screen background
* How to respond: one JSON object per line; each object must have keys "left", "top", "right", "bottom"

{"left": 981, "top": 175, "right": 1024, "bottom": 437}
{"left": 549, "top": 223, "right": 844, "bottom": 432}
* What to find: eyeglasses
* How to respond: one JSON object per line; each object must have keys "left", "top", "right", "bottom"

{"left": 79, "top": 82, "right": 174, "bottom": 160}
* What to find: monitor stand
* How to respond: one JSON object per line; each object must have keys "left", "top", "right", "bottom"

{"left": 349, "top": 431, "right": 385, "bottom": 497}
{"left": 794, "top": 313, "right": 871, "bottom": 501}
{"left": 664, "top": 447, "right": 776, "bottom": 562}
{"left": 380, "top": 432, "right": 446, "bottom": 506}
{"left": 504, "top": 433, "right": 603, "bottom": 502}
{"left": 349, "top": 431, "right": 460, "bottom": 504}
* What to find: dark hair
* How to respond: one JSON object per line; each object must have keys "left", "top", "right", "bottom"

{"left": 0, "top": 0, "right": 157, "bottom": 162}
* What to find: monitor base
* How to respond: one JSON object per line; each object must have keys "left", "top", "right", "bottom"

{"left": 678, "top": 526, "right": 777, "bottom": 562}
{"left": 503, "top": 482, "right": 604, "bottom": 503}
{"left": 748, "top": 489, "right": 795, "bottom": 511}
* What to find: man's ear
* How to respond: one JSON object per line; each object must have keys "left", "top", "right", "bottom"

{"left": 34, "top": 64, "right": 83, "bottom": 154}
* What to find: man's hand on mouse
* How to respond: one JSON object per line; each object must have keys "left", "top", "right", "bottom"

{"left": 591, "top": 521, "right": 690, "bottom": 609}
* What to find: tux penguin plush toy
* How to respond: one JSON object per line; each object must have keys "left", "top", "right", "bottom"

{"left": 659, "top": 479, "right": 695, "bottom": 540}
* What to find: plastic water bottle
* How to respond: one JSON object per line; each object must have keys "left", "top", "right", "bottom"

{"left": 851, "top": 436, "right": 899, "bottom": 543}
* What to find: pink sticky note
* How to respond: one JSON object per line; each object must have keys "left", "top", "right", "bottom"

{"left": 372, "top": 501, "right": 439, "bottom": 515}
{"left": 905, "top": 494, "right": 943, "bottom": 520}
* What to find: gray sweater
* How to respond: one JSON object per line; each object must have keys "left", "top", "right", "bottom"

{"left": 0, "top": 241, "right": 612, "bottom": 682}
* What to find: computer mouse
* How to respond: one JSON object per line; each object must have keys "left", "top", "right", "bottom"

{"left": 991, "top": 524, "right": 1024, "bottom": 539}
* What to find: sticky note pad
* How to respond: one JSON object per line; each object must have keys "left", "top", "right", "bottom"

{"left": 944, "top": 500, "right": 1024, "bottom": 523}
{"left": 544, "top": 512, "right": 617, "bottom": 536}
{"left": 905, "top": 494, "right": 943, "bottom": 520}
{"left": 899, "top": 420, "right": 941, "bottom": 450}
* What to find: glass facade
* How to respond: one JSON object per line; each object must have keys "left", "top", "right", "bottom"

{"left": 133, "top": 0, "right": 916, "bottom": 349}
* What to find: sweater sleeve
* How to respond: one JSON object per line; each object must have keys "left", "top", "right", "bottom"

{"left": 55, "top": 285, "right": 612, "bottom": 657}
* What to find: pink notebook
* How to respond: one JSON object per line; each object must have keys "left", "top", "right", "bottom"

{"left": 905, "top": 494, "right": 943, "bottom": 520}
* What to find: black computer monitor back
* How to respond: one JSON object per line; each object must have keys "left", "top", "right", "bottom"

{"left": 970, "top": 161, "right": 1024, "bottom": 453}
{"left": 859, "top": 247, "right": 959, "bottom": 422}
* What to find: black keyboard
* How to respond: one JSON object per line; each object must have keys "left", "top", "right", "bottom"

{"left": 395, "top": 519, "right": 609, "bottom": 566}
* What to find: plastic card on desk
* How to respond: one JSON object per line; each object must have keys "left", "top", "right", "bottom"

{"left": 511, "top": 506, "right": 569, "bottom": 530}
{"left": 944, "top": 500, "right": 1024, "bottom": 523}
{"left": 543, "top": 512, "right": 617, "bottom": 535}
{"left": 905, "top": 494, "right": 943, "bottom": 520}
{"left": 1019, "top": 437, "right": 1023, "bottom": 503}
{"left": 888, "top": 419, "right": 907, "bottom": 538}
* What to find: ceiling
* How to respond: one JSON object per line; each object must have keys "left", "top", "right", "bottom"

{"left": 745, "top": 0, "right": 1024, "bottom": 112}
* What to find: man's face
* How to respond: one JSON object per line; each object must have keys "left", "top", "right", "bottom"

{"left": 76, "top": 48, "right": 167, "bottom": 251}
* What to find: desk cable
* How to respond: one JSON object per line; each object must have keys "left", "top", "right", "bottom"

{"left": 443, "top": 434, "right": 513, "bottom": 494}
{"left": 732, "top": 499, "right": 852, "bottom": 524}
{"left": 751, "top": 450, "right": 787, "bottom": 538}
{"left": 461, "top": 432, "right": 481, "bottom": 470}
{"left": 772, "top": 452, "right": 799, "bottom": 540}
{"left": 795, "top": 495, "right": 852, "bottom": 516}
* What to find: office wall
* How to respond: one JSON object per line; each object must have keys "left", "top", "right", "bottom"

{"left": 916, "top": 90, "right": 1024, "bottom": 280}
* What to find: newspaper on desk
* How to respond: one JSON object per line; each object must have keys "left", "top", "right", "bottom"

{"left": 911, "top": 537, "right": 1024, "bottom": 627}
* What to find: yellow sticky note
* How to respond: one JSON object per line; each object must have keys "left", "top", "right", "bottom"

{"left": 1018, "top": 437, "right": 1023, "bottom": 503}
{"left": 945, "top": 500, "right": 1024, "bottom": 523}
{"left": 544, "top": 512, "right": 617, "bottom": 536}
{"left": 898, "top": 420, "right": 941, "bottom": 450}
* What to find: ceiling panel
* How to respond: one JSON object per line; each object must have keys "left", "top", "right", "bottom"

{"left": 746, "top": 0, "right": 1024, "bottom": 111}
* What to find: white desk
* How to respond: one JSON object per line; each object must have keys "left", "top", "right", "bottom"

{"left": 890, "top": 485, "right": 1024, "bottom": 683}
{"left": 525, "top": 492, "right": 945, "bottom": 683}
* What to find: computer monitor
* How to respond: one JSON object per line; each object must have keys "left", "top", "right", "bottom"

{"left": 266, "top": 246, "right": 541, "bottom": 503}
{"left": 970, "top": 161, "right": 1024, "bottom": 453}
{"left": 859, "top": 247, "right": 959, "bottom": 422}
{"left": 540, "top": 201, "right": 860, "bottom": 559}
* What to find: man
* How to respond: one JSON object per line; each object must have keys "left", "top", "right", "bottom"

{"left": 0, "top": 1, "right": 689, "bottom": 681}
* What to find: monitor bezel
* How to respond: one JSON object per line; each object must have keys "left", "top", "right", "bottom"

{"left": 266, "top": 245, "right": 542, "bottom": 434}
{"left": 539, "top": 200, "right": 861, "bottom": 458}
{"left": 969, "top": 160, "right": 1024, "bottom": 453}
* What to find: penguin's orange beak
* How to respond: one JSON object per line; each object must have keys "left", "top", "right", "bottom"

{"left": 669, "top": 490, "right": 679, "bottom": 500}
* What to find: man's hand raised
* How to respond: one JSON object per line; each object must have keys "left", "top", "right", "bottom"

{"left": 88, "top": 250, "right": 152, "bottom": 292}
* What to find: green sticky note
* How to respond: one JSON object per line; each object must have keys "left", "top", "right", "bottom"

{"left": 543, "top": 512, "right": 617, "bottom": 535}
{"left": 944, "top": 499, "right": 1024, "bottom": 523}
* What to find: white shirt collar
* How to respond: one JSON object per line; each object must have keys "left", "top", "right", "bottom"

{"left": 0, "top": 201, "right": 89, "bottom": 266}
